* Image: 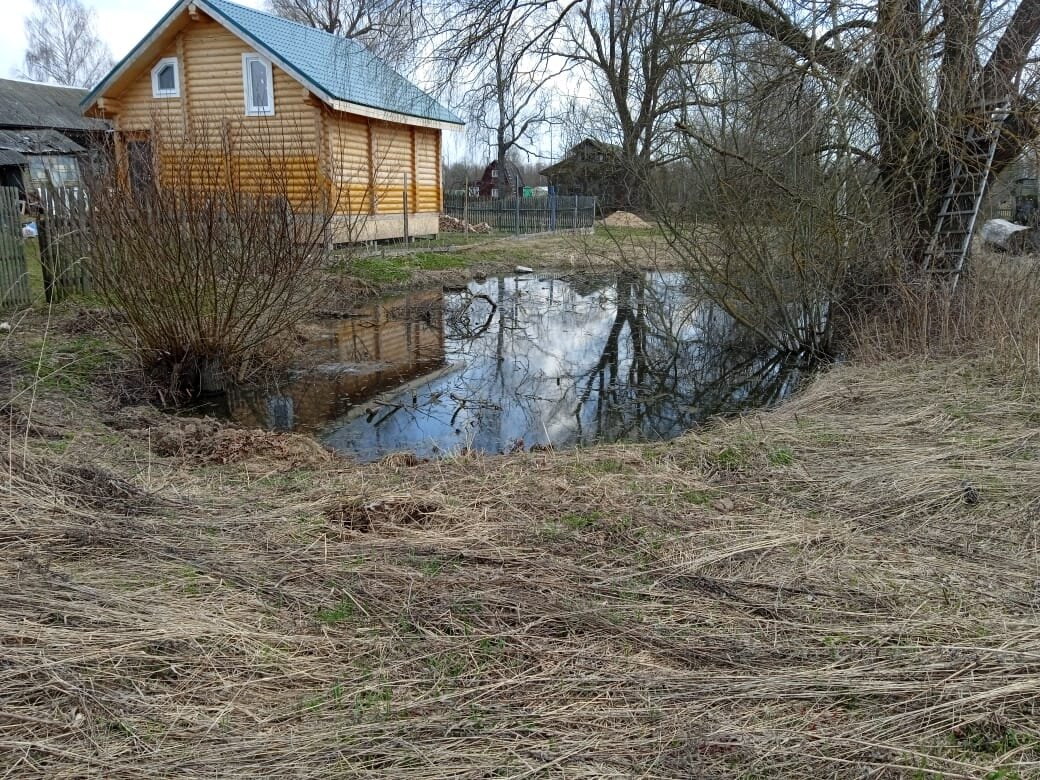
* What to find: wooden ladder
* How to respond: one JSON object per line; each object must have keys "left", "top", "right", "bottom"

{"left": 924, "top": 97, "right": 1011, "bottom": 284}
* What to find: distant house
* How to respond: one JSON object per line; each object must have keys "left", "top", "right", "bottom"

{"left": 475, "top": 159, "right": 523, "bottom": 199}
{"left": 540, "top": 138, "right": 629, "bottom": 211}
{"left": 0, "top": 78, "right": 108, "bottom": 200}
{"left": 988, "top": 150, "right": 1040, "bottom": 223}
{"left": 80, "top": 0, "right": 464, "bottom": 242}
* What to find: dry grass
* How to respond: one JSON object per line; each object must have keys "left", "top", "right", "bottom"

{"left": 3, "top": 313, "right": 1040, "bottom": 777}
{"left": 852, "top": 249, "right": 1040, "bottom": 364}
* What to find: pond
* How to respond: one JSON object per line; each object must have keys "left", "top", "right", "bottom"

{"left": 211, "top": 272, "right": 806, "bottom": 460}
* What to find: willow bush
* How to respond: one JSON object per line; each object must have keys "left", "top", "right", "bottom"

{"left": 87, "top": 121, "right": 338, "bottom": 394}
{"left": 659, "top": 43, "right": 884, "bottom": 360}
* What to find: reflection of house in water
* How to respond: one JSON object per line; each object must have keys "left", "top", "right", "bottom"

{"left": 225, "top": 290, "right": 445, "bottom": 432}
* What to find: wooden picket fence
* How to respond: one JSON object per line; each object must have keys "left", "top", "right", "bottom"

{"left": 0, "top": 187, "right": 31, "bottom": 309}
{"left": 36, "top": 186, "right": 91, "bottom": 301}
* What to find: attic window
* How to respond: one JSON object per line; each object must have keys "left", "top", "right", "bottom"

{"left": 243, "top": 54, "right": 274, "bottom": 116}
{"left": 151, "top": 58, "right": 180, "bottom": 98}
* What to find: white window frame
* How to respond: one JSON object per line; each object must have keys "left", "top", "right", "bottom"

{"left": 242, "top": 53, "right": 275, "bottom": 116}
{"left": 151, "top": 57, "right": 180, "bottom": 99}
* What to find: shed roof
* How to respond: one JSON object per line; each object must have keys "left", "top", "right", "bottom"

{"left": 0, "top": 79, "right": 108, "bottom": 133}
{"left": 0, "top": 149, "right": 27, "bottom": 166}
{"left": 0, "top": 129, "right": 86, "bottom": 155}
{"left": 83, "top": 0, "right": 464, "bottom": 128}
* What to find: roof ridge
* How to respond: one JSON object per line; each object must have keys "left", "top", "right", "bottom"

{"left": 0, "top": 76, "right": 87, "bottom": 92}
{"left": 83, "top": 0, "right": 463, "bottom": 126}
{"left": 205, "top": 0, "right": 367, "bottom": 53}
{"left": 205, "top": 0, "right": 419, "bottom": 95}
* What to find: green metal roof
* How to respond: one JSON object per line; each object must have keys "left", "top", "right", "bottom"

{"left": 83, "top": 0, "right": 463, "bottom": 126}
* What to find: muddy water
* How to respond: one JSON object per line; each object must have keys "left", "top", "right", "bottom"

{"left": 214, "top": 272, "right": 803, "bottom": 460}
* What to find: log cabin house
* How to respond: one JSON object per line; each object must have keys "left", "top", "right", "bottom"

{"left": 541, "top": 138, "right": 628, "bottom": 212}
{"left": 81, "top": 0, "right": 463, "bottom": 242}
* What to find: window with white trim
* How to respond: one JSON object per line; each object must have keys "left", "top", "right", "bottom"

{"left": 242, "top": 54, "right": 274, "bottom": 116}
{"left": 151, "top": 57, "right": 180, "bottom": 98}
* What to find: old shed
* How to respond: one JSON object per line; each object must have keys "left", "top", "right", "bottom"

{"left": 0, "top": 78, "right": 108, "bottom": 199}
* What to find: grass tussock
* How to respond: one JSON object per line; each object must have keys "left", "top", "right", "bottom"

{"left": 3, "top": 344, "right": 1040, "bottom": 777}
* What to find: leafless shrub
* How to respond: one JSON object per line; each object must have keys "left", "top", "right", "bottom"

{"left": 663, "top": 45, "right": 882, "bottom": 358}
{"left": 86, "top": 120, "right": 338, "bottom": 395}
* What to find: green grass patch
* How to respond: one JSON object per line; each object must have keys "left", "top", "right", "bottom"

{"left": 410, "top": 251, "right": 471, "bottom": 270}
{"left": 682, "top": 488, "right": 718, "bottom": 506}
{"left": 22, "top": 333, "right": 120, "bottom": 392}
{"left": 342, "top": 251, "right": 473, "bottom": 285}
{"left": 560, "top": 510, "right": 603, "bottom": 530}
{"left": 317, "top": 596, "right": 359, "bottom": 625}
{"left": 951, "top": 723, "right": 1037, "bottom": 756}
{"left": 711, "top": 445, "right": 751, "bottom": 471}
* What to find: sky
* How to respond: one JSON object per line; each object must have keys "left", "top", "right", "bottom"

{"left": 0, "top": 0, "right": 266, "bottom": 80}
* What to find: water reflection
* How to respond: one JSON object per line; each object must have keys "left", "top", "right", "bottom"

{"left": 223, "top": 289, "right": 446, "bottom": 433}
{"left": 217, "top": 273, "right": 804, "bottom": 460}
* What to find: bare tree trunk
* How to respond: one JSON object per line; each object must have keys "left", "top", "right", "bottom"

{"left": 690, "top": 0, "right": 1040, "bottom": 272}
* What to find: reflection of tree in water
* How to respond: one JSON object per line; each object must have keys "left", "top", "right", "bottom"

{"left": 566, "top": 272, "right": 802, "bottom": 444}
{"left": 396, "top": 271, "right": 803, "bottom": 453}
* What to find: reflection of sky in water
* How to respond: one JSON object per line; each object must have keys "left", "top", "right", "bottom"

{"left": 312, "top": 272, "right": 800, "bottom": 460}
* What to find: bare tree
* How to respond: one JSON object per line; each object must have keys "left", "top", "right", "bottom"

{"left": 662, "top": 36, "right": 871, "bottom": 356}
{"left": 559, "top": 0, "right": 720, "bottom": 208}
{"left": 20, "top": 0, "right": 114, "bottom": 88}
{"left": 433, "top": 0, "right": 577, "bottom": 186}
{"left": 676, "top": 0, "right": 1040, "bottom": 273}
{"left": 265, "top": 0, "right": 427, "bottom": 68}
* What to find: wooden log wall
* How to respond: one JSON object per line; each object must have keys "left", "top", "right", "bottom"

{"left": 101, "top": 10, "right": 444, "bottom": 223}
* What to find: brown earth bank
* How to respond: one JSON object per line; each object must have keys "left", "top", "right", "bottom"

{"left": 2, "top": 264, "right": 1040, "bottom": 777}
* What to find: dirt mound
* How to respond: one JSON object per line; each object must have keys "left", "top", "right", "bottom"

{"left": 599, "top": 210, "right": 652, "bottom": 229}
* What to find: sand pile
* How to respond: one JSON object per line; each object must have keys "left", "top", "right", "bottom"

{"left": 599, "top": 210, "right": 652, "bottom": 228}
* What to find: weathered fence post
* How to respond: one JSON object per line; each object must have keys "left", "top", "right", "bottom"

{"left": 37, "top": 186, "right": 91, "bottom": 302}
